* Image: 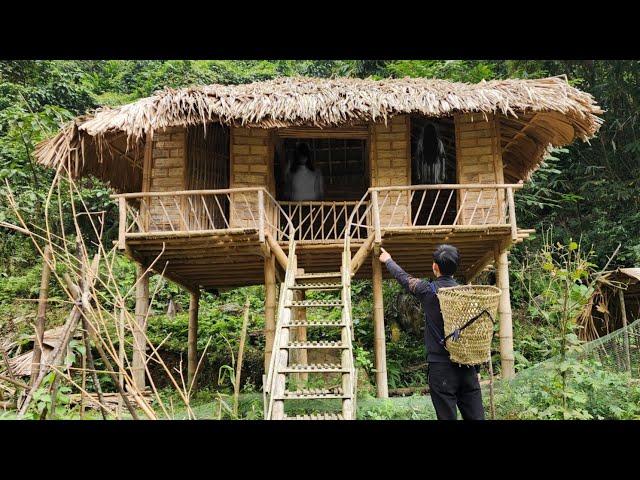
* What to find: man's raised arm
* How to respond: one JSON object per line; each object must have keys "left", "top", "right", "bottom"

{"left": 378, "top": 248, "right": 429, "bottom": 297}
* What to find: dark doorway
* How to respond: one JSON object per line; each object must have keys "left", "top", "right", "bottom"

{"left": 410, "top": 116, "right": 457, "bottom": 225}
{"left": 274, "top": 138, "right": 368, "bottom": 202}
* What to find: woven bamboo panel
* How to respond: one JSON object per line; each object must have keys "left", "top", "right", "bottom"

{"left": 230, "top": 127, "right": 273, "bottom": 228}
{"left": 372, "top": 115, "right": 411, "bottom": 226}
{"left": 455, "top": 113, "right": 505, "bottom": 225}
{"left": 145, "top": 127, "right": 186, "bottom": 231}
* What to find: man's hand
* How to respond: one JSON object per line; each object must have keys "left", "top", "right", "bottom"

{"left": 379, "top": 248, "right": 391, "bottom": 264}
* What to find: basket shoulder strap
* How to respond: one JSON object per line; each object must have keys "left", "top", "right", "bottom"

{"left": 443, "top": 309, "right": 495, "bottom": 342}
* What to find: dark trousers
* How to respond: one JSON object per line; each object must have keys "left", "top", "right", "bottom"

{"left": 427, "top": 362, "right": 485, "bottom": 420}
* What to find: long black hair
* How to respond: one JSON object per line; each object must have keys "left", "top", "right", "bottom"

{"left": 289, "top": 142, "right": 315, "bottom": 173}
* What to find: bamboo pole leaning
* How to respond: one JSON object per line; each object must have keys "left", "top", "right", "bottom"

{"left": 17, "top": 254, "right": 101, "bottom": 417}
{"left": 233, "top": 298, "right": 251, "bottom": 417}
{"left": 31, "top": 245, "right": 53, "bottom": 383}
{"left": 3, "top": 168, "right": 213, "bottom": 420}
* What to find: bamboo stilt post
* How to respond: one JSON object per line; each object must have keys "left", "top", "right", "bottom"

{"left": 371, "top": 255, "right": 388, "bottom": 398}
{"left": 371, "top": 190, "right": 382, "bottom": 244}
{"left": 32, "top": 245, "right": 52, "bottom": 384}
{"left": 188, "top": 289, "right": 200, "bottom": 390}
{"left": 117, "top": 307, "right": 125, "bottom": 419}
{"left": 618, "top": 288, "right": 632, "bottom": 373}
{"left": 495, "top": 247, "right": 515, "bottom": 380}
{"left": 487, "top": 355, "right": 496, "bottom": 420}
{"left": 264, "top": 254, "right": 277, "bottom": 371}
{"left": 233, "top": 297, "right": 251, "bottom": 416}
{"left": 132, "top": 264, "right": 149, "bottom": 390}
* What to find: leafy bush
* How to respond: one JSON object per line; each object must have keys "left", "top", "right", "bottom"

{"left": 495, "top": 359, "right": 640, "bottom": 420}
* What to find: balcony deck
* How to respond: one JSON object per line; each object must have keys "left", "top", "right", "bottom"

{"left": 114, "top": 184, "right": 531, "bottom": 289}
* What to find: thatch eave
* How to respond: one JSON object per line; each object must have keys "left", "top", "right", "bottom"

{"left": 34, "top": 75, "right": 604, "bottom": 192}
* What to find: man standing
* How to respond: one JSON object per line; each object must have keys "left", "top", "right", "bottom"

{"left": 379, "top": 244, "right": 485, "bottom": 420}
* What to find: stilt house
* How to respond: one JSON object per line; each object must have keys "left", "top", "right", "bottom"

{"left": 36, "top": 76, "right": 603, "bottom": 419}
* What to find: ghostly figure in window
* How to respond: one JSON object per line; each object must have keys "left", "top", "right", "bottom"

{"left": 285, "top": 143, "right": 324, "bottom": 201}
{"left": 414, "top": 121, "right": 446, "bottom": 184}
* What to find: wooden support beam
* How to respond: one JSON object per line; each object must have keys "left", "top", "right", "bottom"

{"left": 264, "top": 254, "right": 277, "bottom": 371}
{"left": 495, "top": 247, "right": 515, "bottom": 379}
{"left": 350, "top": 234, "right": 375, "bottom": 276}
{"left": 132, "top": 264, "right": 150, "bottom": 390}
{"left": 188, "top": 289, "right": 200, "bottom": 389}
{"left": 265, "top": 233, "right": 289, "bottom": 270}
{"left": 371, "top": 255, "right": 388, "bottom": 398}
{"left": 31, "top": 245, "right": 52, "bottom": 384}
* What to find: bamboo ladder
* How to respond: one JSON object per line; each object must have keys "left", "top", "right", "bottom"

{"left": 263, "top": 239, "right": 358, "bottom": 420}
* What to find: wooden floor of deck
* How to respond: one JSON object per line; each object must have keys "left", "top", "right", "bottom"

{"left": 124, "top": 226, "right": 532, "bottom": 289}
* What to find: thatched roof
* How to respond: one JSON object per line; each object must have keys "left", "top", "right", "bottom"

{"left": 35, "top": 76, "right": 603, "bottom": 192}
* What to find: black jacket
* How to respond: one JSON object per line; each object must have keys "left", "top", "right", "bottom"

{"left": 385, "top": 259, "right": 458, "bottom": 363}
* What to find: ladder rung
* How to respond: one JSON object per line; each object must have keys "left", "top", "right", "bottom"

{"left": 296, "top": 272, "right": 341, "bottom": 280}
{"left": 286, "top": 341, "right": 345, "bottom": 349}
{"left": 288, "top": 321, "right": 347, "bottom": 327}
{"left": 279, "top": 388, "right": 345, "bottom": 400}
{"left": 281, "top": 363, "right": 348, "bottom": 373}
{"left": 283, "top": 413, "right": 345, "bottom": 420}
{"left": 287, "top": 300, "right": 343, "bottom": 308}
{"left": 291, "top": 282, "right": 342, "bottom": 291}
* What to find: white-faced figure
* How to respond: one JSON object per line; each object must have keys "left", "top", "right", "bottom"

{"left": 287, "top": 142, "right": 324, "bottom": 201}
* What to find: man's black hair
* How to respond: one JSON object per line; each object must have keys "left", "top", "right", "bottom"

{"left": 433, "top": 244, "right": 459, "bottom": 276}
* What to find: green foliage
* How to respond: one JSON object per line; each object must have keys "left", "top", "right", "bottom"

{"left": 496, "top": 359, "right": 640, "bottom": 420}
{"left": 2, "top": 60, "right": 640, "bottom": 418}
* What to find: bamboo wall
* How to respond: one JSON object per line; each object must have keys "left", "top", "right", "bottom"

{"left": 454, "top": 113, "right": 505, "bottom": 225}
{"left": 185, "top": 124, "right": 230, "bottom": 230}
{"left": 370, "top": 115, "right": 411, "bottom": 227}
{"left": 143, "top": 127, "right": 186, "bottom": 230}
{"left": 139, "top": 115, "right": 507, "bottom": 234}
{"left": 229, "top": 127, "right": 276, "bottom": 230}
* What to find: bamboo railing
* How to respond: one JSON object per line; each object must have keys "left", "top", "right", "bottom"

{"left": 341, "top": 183, "right": 524, "bottom": 277}
{"left": 278, "top": 201, "right": 370, "bottom": 242}
{"left": 111, "top": 187, "right": 292, "bottom": 247}
{"left": 372, "top": 184, "right": 521, "bottom": 234}
{"left": 113, "top": 184, "right": 522, "bottom": 249}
